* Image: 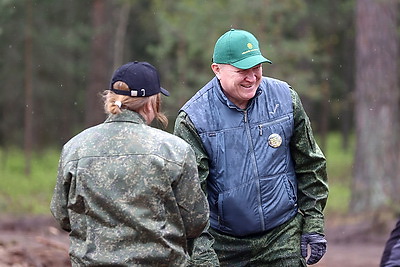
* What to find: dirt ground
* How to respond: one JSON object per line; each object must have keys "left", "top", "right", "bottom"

{"left": 0, "top": 214, "right": 394, "bottom": 267}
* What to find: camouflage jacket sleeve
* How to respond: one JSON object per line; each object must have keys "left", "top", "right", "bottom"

{"left": 174, "top": 113, "right": 220, "bottom": 267}
{"left": 174, "top": 145, "right": 210, "bottom": 239}
{"left": 174, "top": 112, "right": 210, "bottom": 194}
{"left": 289, "top": 89, "right": 329, "bottom": 235}
{"left": 50, "top": 148, "right": 72, "bottom": 232}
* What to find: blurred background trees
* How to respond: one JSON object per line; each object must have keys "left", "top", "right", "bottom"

{"left": 352, "top": 0, "right": 399, "bottom": 215}
{"left": 0, "top": 0, "right": 399, "bottom": 219}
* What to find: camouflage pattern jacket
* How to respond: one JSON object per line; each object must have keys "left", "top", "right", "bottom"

{"left": 51, "top": 110, "right": 209, "bottom": 267}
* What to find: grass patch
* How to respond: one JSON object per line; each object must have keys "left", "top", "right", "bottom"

{"left": 0, "top": 148, "right": 60, "bottom": 214}
{"left": 323, "top": 132, "right": 354, "bottom": 215}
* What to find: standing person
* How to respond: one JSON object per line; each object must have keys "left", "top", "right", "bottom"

{"left": 381, "top": 216, "right": 400, "bottom": 267}
{"left": 51, "top": 61, "right": 210, "bottom": 266}
{"left": 174, "top": 29, "right": 329, "bottom": 266}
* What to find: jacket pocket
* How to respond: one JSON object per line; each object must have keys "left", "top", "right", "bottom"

{"left": 216, "top": 182, "right": 263, "bottom": 236}
{"left": 259, "top": 174, "right": 297, "bottom": 230}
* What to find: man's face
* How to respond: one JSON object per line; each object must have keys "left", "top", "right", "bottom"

{"left": 212, "top": 63, "right": 263, "bottom": 109}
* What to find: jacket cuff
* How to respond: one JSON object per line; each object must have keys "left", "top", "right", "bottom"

{"left": 302, "top": 215, "right": 325, "bottom": 236}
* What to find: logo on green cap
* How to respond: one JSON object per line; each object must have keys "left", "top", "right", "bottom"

{"left": 213, "top": 29, "right": 272, "bottom": 69}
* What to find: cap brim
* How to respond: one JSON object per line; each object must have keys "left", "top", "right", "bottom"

{"left": 232, "top": 55, "right": 272, "bottom": 69}
{"left": 160, "top": 87, "right": 170, "bottom": 96}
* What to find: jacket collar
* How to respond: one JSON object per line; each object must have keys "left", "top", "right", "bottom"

{"left": 104, "top": 109, "right": 146, "bottom": 124}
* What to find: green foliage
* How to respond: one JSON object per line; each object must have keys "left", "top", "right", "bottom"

{"left": 150, "top": 0, "right": 316, "bottom": 98}
{"left": 0, "top": 0, "right": 92, "bottom": 148}
{"left": 323, "top": 132, "right": 355, "bottom": 215}
{"left": 148, "top": 0, "right": 329, "bottom": 134}
{"left": 0, "top": 0, "right": 357, "bottom": 148}
{"left": 0, "top": 148, "right": 60, "bottom": 214}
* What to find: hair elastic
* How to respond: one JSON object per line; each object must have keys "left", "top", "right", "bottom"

{"left": 115, "top": 101, "right": 122, "bottom": 108}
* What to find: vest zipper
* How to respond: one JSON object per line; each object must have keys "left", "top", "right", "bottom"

{"left": 243, "top": 109, "right": 266, "bottom": 232}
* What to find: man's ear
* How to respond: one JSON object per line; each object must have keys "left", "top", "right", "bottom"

{"left": 211, "top": 63, "right": 221, "bottom": 79}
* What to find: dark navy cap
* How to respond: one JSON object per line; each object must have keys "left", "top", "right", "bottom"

{"left": 110, "top": 61, "right": 169, "bottom": 97}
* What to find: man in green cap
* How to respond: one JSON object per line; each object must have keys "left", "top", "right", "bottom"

{"left": 174, "top": 29, "right": 329, "bottom": 266}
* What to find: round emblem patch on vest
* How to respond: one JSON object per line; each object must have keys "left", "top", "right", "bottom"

{"left": 268, "top": 133, "right": 282, "bottom": 148}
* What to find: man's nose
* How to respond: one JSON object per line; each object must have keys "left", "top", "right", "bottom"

{"left": 244, "top": 71, "right": 257, "bottom": 81}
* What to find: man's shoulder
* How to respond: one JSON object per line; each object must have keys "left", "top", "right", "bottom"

{"left": 261, "top": 76, "right": 291, "bottom": 89}
{"left": 260, "top": 76, "right": 295, "bottom": 102}
{"left": 181, "top": 77, "right": 217, "bottom": 111}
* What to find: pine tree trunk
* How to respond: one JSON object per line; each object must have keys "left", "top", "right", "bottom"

{"left": 85, "top": 0, "right": 111, "bottom": 127}
{"left": 351, "top": 0, "right": 399, "bottom": 213}
{"left": 113, "top": 2, "right": 130, "bottom": 70}
{"left": 24, "top": 0, "right": 33, "bottom": 177}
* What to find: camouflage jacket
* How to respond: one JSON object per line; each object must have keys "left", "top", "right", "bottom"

{"left": 50, "top": 110, "right": 209, "bottom": 267}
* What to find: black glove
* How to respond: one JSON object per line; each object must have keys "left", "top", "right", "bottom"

{"left": 301, "top": 233, "right": 327, "bottom": 265}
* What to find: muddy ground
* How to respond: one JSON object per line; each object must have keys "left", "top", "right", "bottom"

{"left": 0, "top": 214, "right": 394, "bottom": 267}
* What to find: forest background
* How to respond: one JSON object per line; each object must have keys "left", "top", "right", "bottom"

{"left": 0, "top": 0, "right": 399, "bottom": 241}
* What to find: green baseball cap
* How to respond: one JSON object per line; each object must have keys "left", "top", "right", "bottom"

{"left": 212, "top": 29, "right": 272, "bottom": 69}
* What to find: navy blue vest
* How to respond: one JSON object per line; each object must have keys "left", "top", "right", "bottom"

{"left": 182, "top": 77, "right": 298, "bottom": 236}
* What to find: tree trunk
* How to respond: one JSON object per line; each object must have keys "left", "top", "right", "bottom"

{"left": 24, "top": 0, "right": 33, "bottom": 177}
{"left": 85, "top": 0, "right": 111, "bottom": 127}
{"left": 113, "top": 1, "right": 130, "bottom": 70}
{"left": 351, "top": 0, "right": 399, "bottom": 213}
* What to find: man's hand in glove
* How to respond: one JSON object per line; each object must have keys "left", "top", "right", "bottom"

{"left": 301, "top": 233, "right": 327, "bottom": 265}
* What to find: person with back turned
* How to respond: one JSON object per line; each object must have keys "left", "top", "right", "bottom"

{"left": 51, "top": 61, "right": 209, "bottom": 266}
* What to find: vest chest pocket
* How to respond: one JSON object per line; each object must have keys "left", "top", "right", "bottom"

{"left": 256, "top": 115, "right": 291, "bottom": 138}
{"left": 200, "top": 128, "right": 251, "bottom": 189}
